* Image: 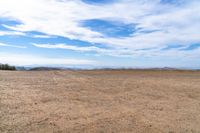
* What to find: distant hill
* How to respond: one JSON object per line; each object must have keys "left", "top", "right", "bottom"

{"left": 29, "top": 67, "right": 62, "bottom": 71}
{"left": 148, "top": 67, "right": 178, "bottom": 70}
{"left": 16, "top": 66, "right": 27, "bottom": 71}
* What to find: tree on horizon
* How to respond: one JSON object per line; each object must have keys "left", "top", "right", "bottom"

{"left": 0, "top": 63, "right": 16, "bottom": 71}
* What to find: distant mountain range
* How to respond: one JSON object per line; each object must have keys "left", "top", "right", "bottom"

{"left": 0, "top": 63, "right": 198, "bottom": 71}
{"left": 29, "top": 67, "right": 63, "bottom": 71}
{"left": 15, "top": 66, "right": 200, "bottom": 71}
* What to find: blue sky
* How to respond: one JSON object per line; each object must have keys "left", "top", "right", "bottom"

{"left": 0, "top": 0, "right": 200, "bottom": 68}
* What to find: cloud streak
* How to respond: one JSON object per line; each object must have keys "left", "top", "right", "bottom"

{"left": 0, "top": 30, "right": 25, "bottom": 36}
{"left": 0, "top": 42, "right": 26, "bottom": 48}
{"left": 0, "top": 53, "right": 97, "bottom": 66}
{"left": 32, "top": 43, "right": 200, "bottom": 60}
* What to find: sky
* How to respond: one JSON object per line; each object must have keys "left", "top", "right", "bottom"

{"left": 0, "top": 0, "right": 200, "bottom": 68}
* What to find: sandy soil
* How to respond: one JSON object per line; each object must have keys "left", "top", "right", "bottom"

{"left": 0, "top": 70, "right": 200, "bottom": 133}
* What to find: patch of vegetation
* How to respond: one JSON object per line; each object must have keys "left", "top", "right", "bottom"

{"left": 0, "top": 64, "right": 16, "bottom": 71}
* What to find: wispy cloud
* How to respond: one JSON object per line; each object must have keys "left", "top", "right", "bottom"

{"left": 31, "top": 34, "right": 53, "bottom": 38}
{"left": 0, "top": 30, "right": 25, "bottom": 36}
{"left": 0, "top": 53, "right": 97, "bottom": 66}
{"left": 32, "top": 43, "right": 200, "bottom": 60}
{"left": 32, "top": 43, "right": 108, "bottom": 52}
{"left": 0, "top": 42, "right": 26, "bottom": 48}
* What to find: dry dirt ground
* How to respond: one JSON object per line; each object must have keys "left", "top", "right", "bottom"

{"left": 0, "top": 70, "right": 200, "bottom": 133}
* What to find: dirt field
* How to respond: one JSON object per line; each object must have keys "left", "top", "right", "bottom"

{"left": 0, "top": 70, "right": 200, "bottom": 133}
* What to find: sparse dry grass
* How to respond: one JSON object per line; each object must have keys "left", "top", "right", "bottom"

{"left": 0, "top": 70, "right": 200, "bottom": 133}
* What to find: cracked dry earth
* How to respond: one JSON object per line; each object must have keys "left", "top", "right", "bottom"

{"left": 0, "top": 70, "right": 200, "bottom": 133}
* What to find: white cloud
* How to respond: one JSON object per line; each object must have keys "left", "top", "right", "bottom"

{"left": 31, "top": 34, "right": 53, "bottom": 38}
{"left": 32, "top": 43, "right": 200, "bottom": 60}
{"left": 32, "top": 43, "right": 139, "bottom": 57}
{"left": 0, "top": 52, "right": 97, "bottom": 66}
{"left": 0, "top": 30, "right": 25, "bottom": 36}
{"left": 0, "top": 42, "right": 26, "bottom": 48}
{"left": 0, "top": 0, "right": 200, "bottom": 57}
{"left": 32, "top": 43, "right": 108, "bottom": 52}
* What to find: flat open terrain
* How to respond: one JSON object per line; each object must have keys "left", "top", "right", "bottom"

{"left": 0, "top": 70, "right": 200, "bottom": 133}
